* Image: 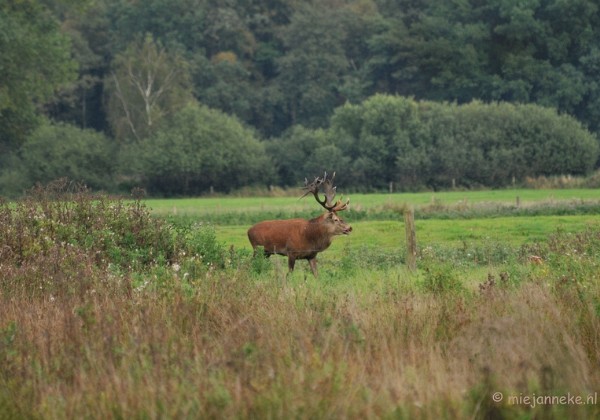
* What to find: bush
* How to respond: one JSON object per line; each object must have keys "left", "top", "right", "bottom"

{"left": 17, "top": 121, "right": 116, "bottom": 192}
{"left": 326, "top": 95, "right": 599, "bottom": 190}
{"left": 131, "top": 104, "right": 274, "bottom": 195}
{"left": 0, "top": 181, "right": 175, "bottom": 295}
{"left": 421, "top": 262, "right": 465, "bottom": 294}
{"left": 0, "top": 180, "right": 234, "bottom": 297}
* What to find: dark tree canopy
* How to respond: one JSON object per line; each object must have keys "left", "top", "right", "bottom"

{"left": 1, "top": 0, "right": 600, "bottom": 196}
{"left": 0, "top": 0, "right": 77, "bottom": 156}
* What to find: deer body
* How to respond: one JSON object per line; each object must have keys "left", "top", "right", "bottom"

{"left": 248, "top": 212, "right": 351, "bottom": 276}
{"left": 247, "top": 172, "right": 352, "bottom": 277}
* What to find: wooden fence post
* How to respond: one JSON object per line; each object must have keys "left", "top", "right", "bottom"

{"left": 404, "top": 207, "right": 417, "bottom": 272}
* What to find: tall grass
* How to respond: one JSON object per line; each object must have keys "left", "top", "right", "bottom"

{"left": 1, "top": 270, "right": 598, "bottom": 418}
{"left": 0, "top": 184, "right": 599, "bottom": 418}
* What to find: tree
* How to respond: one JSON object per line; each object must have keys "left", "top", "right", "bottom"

{"left": 105, "top": 35, "right": 193, "bottom": 142}
{"left": 136, "top": 104, "right": 273, "bottom": 195}
{"left": 191, "top": 52, "right": 257, "bottom": 123}
{"left": 6, "top": 121, "right": 116, "bottom": 193}
{"left": 266, "top": 126, "right": 345, "bottom": 187}
{"left": 0, "top": 0, "right": 77, "bottom": 157}
{"left": 105, "top": 0, "right": 209, "bottom": 53}
{"left": 441, "top": 101, "right": 598, "bottom": 186}
{"left": 327, "top": 94, "right": 598, "bottom": 190}
{"left": 275, "top": 3, "right": 349, "bottom": 128}
{"left": 330, "top": 94, "right": 430, "bottom": 189}
{"left": 43, "top": 0, "right": 111, "bottom": 131}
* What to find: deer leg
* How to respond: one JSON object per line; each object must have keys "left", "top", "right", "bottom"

{"left": 308, "top": 258, "right": 318, "bottom": 277}
{"left": 288, "top": 256, "right": 296, "bottom": 273}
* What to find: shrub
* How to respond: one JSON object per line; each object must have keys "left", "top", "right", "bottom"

{"left": 132, "top": 103, "right": 274, "bottom": 195}
{"left": 327, "top": 95, "right": 599, "bottom": 190}
{"left": 0, "top": 181, "right": 174, "bottom": 295}
{"left": 421, "top": 262, "right": 465, "bottom": 294}
{"left": 17, "top": 121, "right": 116, "bottom": 191}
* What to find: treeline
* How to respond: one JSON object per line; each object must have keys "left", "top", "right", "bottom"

{"left": 1, "top": 0, "right": 600, "bottom": 195}
{"left": 1, "top": 96, "right": 596, "bottom": 195}
{"left": 272, "top": 96, "right": 598, "bottom": 191}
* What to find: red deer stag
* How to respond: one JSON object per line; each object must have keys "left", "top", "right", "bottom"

{"left": 247, "top": 172, "right": 352, "bottom": 277}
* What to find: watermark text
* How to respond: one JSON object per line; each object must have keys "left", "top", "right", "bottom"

{"left": 492, "top": 392, "right": 597, "bottom": 408}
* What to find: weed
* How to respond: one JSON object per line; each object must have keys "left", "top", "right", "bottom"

{"left": 479, "top": 272, "right": 510, "bottom": 295}
{"left": 250, "top": 246, "right": 272, "bottom": 276}
{"left": 421, "top": 262, "right": 465, "bottom": 294}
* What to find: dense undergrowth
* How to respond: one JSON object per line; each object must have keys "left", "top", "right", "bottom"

{"left": 1, "top": 183, "right": 599, "bottom": 419}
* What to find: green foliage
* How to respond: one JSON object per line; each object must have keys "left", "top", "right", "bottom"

{"left": 250, "top": 246, "right": 272, "bottom": 276}
{"left": 271, "top": 125, "right": 322, "bottom": 180}
{"left": 104, "top": 34, "right": 193, "bottom": 142}
{"left": 371, "top": 0, "right": 600, "bottom": 129}
{"left": 331, "top": 95, "right": 431, "bottom": 189}
{"left": 275, "top": 3, "right": 349, "bottom": 128}
{"left": 0, "top": 0, "right": 77, "bottom": 152}
{"left": 10, "top": 121, "right": 116, "bottom": 193}
{"left": 328, "top": 95, "right": 599, "bottom": 190}
{"left": 0, "top": 180, "right": 232, "bottom": 297}
{"left": 175, "top": 222, "right": 227, "bottom": 271}
{"left": 192, "top": 55, "right": 257, "bottom": 123}
{"left": 421, "top": 262, "right": 465, "bottom": 294}
{"left": 106, "top": 0, "right": 209, "bottom": 52}
{"left": 0, "top": 181, "right": 174, "bottom": 294}
{"left": 443, "top": 101, "right": 599, "bottom": 184}
{"left": 2, "top": 179, "right": 175, "bottom": 267}
{"left": 3, "top": 0, "right": 600, "bottom": 196}
{"left": 133, "top": 103, "right": 274, "bottom": 195}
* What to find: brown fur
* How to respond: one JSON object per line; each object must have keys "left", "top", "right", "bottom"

{"left": 247, "top": 211, "right": 352, "bottom": 276}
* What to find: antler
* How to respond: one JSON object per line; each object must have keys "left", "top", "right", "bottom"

{"left": 302, "top": 172, "right": 350, "bottom": 212}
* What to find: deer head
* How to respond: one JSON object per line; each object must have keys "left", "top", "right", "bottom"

{"left": 302, "top": 172, "right": 350, "bottom": 212}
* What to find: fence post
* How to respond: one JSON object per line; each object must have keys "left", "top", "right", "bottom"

{"left": 404, "top": 207, "right": 417, "bottom": 272}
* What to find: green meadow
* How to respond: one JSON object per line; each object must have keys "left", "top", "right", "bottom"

{"left": 146, "top": 189, "right": 600, "bottom": 261}
{"left": 215, "top": 216, "right": 598, "bottom": 253}
{"left": 146, "top": 188, "right": 600, "bottom": 218}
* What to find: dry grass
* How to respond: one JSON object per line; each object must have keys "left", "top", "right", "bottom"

{"left": 1, "top": 272, "right": 599, "bottom": 419}
{"left": 1, "top": 183, "right": 599, "bottom": 419}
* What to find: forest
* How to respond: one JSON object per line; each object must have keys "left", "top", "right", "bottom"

{"left": 2, "top": 0, "right": 600, "bottom": 195}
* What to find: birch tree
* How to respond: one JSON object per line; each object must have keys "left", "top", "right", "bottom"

{"left": 105, "top": 35, "right": 192, "bottom": 142}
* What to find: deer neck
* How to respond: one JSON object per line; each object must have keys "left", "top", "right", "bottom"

{"left": 305, "top": 215, "right": 334, "bottom": 250}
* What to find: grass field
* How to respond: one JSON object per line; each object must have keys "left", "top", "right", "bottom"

{"left": 145, "top": 189, "right": 600, "bottom": 265}
{"left": 145, "top": 188, "right": 600, "bottom": 217}
{"left": 215, "top": 216, "right": 599, "bottom": 253}
{"left": 1, "top": 187, "right": 599, "bottom": 418}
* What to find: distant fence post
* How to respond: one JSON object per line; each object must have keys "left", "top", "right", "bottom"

{"left": 404, "top": 207, "right": 417, "bottom": 272}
